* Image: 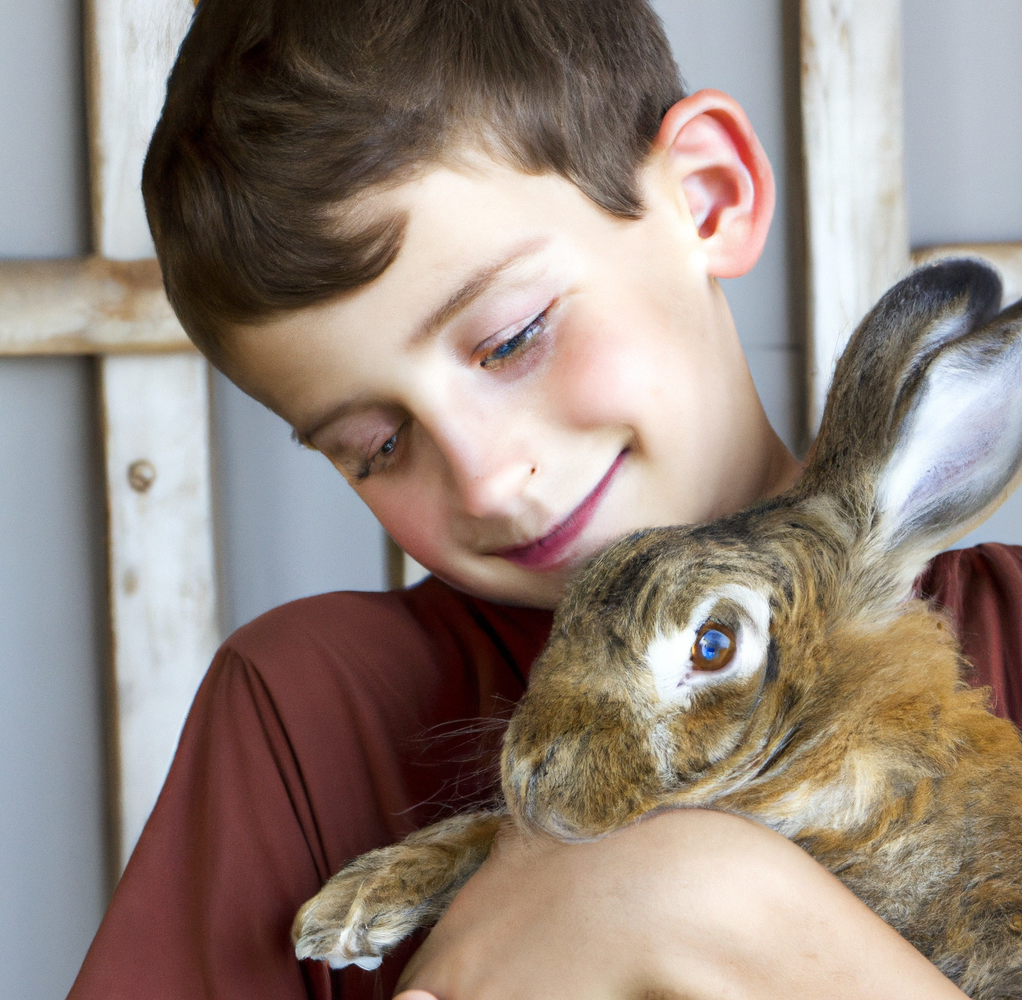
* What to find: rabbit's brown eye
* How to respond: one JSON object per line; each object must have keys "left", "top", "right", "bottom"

{"left": 691, "top": 621, "right": 736, "bottom": 671}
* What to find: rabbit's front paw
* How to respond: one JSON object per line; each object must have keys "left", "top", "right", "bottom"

{"left": 292, "top": 858, "right": 421, "bottom": 970}
{"left": 292, "top": 811, "right": 504, "bottom": 970}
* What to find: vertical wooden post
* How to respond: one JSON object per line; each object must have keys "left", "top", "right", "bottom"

{"left": 800, "top": 0, "right": 910, "bottom": 432}
{"left": 386, "top": 536, "right": 431, "bottom": 590}
{"left": 86, "top": 0, "right": 217, "bottom": 869}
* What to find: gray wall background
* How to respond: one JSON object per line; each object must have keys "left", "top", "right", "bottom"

{"left": 1, "top": 2, "right": 1020, "bottom": 996}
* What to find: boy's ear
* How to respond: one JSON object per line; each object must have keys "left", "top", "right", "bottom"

{"left": 653, "top": 89, "right": 775, "bottom": 278}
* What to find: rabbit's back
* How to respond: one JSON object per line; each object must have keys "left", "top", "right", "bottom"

{"left": 762, "top": 601, "right": 1022, "bottom": 992}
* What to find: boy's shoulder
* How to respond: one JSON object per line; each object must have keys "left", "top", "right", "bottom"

{"left": 200, "top": 542, "right": 1022, "bottom": 728}
{"left": 919, "top": 543, "right": 1022, "bottom": 723}
{"left": 919, "top": 542, "right": 1022, "bottom": 609}
{"left": 215, "top": 542, "right": 1022, "bottom": 696}
{"left": 219, "top": 575, "right": 553, "bottom": 695}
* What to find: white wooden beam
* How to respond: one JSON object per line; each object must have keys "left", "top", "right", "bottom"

{"left": 85, "top": 0, "right": 195, "bottom": 260}
{"left": 386, "top": 536, "right": 431, "bottom": 590}
{"left": 101, "top": 354, "right": 218, "bottom": 862}
{"left": 800, "top": 0, "right": 910, "bottom": 433}
{"left": 0, "top": 257, "right": 191, "bottom": 355}
{"left": 85, "top": 0, "right": 216, "bottom": 869}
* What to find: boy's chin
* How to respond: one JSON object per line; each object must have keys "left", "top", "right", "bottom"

{"left": 437, "top": 560, "right": 572, "bottom": 610}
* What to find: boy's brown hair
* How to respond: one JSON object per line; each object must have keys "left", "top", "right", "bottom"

{"left": 143, "top": 0, "right": 685, "bottom": 363}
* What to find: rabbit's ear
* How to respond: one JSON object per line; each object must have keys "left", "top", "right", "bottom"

{"left": 873, "top": 292, "right": 1022, "bottom": 562}
{"left": 798, "top": 259, "right": 1022, "bottom": 584}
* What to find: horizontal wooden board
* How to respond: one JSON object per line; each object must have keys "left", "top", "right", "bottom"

{"left": 913, "top": 242, "right": 1022, "bottom": 307}
{"left": 0, "top": 256, "right": 193, "bottom": 355}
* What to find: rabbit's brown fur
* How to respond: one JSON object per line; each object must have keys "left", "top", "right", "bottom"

{"left": 504, "top": 507, "right": 1022, "bottom": 994}
{"left": 294, "top": 260, "right": 1022, "bottom": 997}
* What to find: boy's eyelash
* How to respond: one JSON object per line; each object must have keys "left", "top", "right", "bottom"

{"left": 479, "top": 311, "right": 548, "bottom": 369}
{"left": 355, "top": 427, "right": 401, "bottom": 482}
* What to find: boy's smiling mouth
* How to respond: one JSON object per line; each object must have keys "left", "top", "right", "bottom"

{"left": 496, "top": 450, "right": 629, "bottom": 571}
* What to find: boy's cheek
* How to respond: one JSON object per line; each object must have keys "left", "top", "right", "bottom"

{"left": 550, "top": 318, "right": 677, "bottom": 436}
{"left": 365, "top": 482, "right": 454, "bottom": 571}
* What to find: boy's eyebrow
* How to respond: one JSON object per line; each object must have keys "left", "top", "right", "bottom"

{"left": 413, "top": 237, "right": 550, "bottom": 343}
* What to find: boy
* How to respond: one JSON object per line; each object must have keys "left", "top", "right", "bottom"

{"left": 68, "top": 1, "right": 1020, "bottom": 997}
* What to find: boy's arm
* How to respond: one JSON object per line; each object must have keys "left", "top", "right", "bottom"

{"left": 395, "top": 809, "right": 966, "bottom": 1000}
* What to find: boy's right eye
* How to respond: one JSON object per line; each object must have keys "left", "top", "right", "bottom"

{"left": 356, "top": 424, "right": 404, "bottom": 481}
{"left": 308, "top": 407, "right": 408, "bottom": 483}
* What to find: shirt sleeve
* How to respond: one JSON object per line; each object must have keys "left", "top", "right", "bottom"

{"left": 66, "top": 584, "right": 536, "bottom": 1000}
{"left": 918, "top": 543, "right": 1022, "bottom": 726}
{"left": 68, "top": 642, "right": 338, "bottom": 999}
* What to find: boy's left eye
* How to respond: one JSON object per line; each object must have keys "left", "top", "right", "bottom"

{"left": 478, "top": 311, "right": 548, "bottom": 369}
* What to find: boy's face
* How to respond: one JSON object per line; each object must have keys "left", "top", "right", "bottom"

{"left": 226, "top": 156, "right": 795, "bottom": 608}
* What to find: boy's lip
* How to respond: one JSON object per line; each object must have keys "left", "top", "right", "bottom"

{"left": 496, "top": 450, "right": 628, "bottom": 570}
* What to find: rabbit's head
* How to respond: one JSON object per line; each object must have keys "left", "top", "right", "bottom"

{"left": 502, "top": 259, "right": 1022, "bottom": 840}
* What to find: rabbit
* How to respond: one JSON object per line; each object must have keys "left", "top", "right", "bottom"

{"left": 293, "top": 258, "right": 1022, "bottom": 997}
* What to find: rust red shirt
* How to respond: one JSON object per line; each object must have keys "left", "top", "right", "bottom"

{"left": 68, "top": 544, "right": 1022, "bottom": 1000}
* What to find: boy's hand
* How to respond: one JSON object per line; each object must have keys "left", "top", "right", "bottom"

{"left": 393, "top": 809, "right": 966, "bottom": 1000}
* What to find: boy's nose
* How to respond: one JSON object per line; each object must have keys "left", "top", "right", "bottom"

{"left": 425, "top": 408, "right": 539, "bottom": 519}
{"left": 456, "top": 456, "right": 538, "bottom": 519}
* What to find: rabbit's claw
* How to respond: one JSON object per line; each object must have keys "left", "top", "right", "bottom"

{"left": 297, "top": 915, "right": 385, "bottom": 971}
{"left": 292, "top": 857, "right": 427, "bottom": 969}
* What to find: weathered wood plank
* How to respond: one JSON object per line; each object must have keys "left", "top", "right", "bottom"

{"left": 386, "top": 536, "right": 431, "bottom": 590}
{"left": 800, "top": 0, "right": 910, "bottom": 432}
{"left": 85, "top": 0, "right": 195, "bottom": 258}
{"left": 101, "top": 354, "right": 218, "bottom": 864}
{"left": 85, "top": 0, "right": 216, "bottom": 869}
{"left": 0, "top": 256, "right": 192, "bottom": 355}
{"left": 913, "top": 242, "right": 1022, "bottom": 307}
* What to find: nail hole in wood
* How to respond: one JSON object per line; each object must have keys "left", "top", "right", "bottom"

{"left": 128, "top": 459, "right": 156, "bottom": 493}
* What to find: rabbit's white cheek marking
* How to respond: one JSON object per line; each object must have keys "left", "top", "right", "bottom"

{"left": 760, "top": 751, "right": 884, "bottom": 836}
{"left": 644, "top": 585, "right": 772, "bottom": 710}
